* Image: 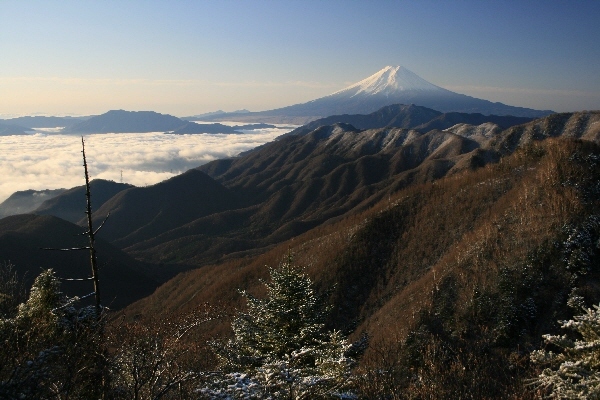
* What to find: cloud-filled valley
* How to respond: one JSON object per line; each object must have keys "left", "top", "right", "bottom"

{"left": 0, "top": 124, "right": 290, "bottom": 203}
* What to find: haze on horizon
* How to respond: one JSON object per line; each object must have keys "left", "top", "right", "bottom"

{"left": 1, "top": 0, "right": 599, "bottom": 118}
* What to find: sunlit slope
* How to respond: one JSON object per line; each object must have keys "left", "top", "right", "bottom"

{"left": 121, "top": 137, "right": 600, "bottom": 355}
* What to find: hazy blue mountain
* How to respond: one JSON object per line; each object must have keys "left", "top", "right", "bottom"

{"left": 62, "top": 110, "right": 186, "bottom": 133}
{"left": 0, "top": 189, "right": 66, "bottom": 218}
{"left": 166, "top": 122, "right": 279, "bottom": 134}
{"left": 166, "top": 122, "right": 240, "bottom": 134}
{"left": 0, "top": 122, "right": 30, "bottom": 135}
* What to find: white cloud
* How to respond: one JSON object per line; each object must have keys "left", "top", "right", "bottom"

{"left": 0, "top": 127, "right": 290, "bottom": 203}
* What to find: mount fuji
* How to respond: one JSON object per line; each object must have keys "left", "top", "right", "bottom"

{"left": 206, "top": 66, "right": 553, "bottom": 123}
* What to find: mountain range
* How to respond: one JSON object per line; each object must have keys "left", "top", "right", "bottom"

{"left": 1, "top": 66, "right": 554, "bottom": 134}
{"left": 285, "top": 103, "right": 535, "bottom": 137}
{"left": 8, "top": 106, "right": 593, "bottom": 270}
{"left": 201, "top": 66, "right": 554, "bottom": 123}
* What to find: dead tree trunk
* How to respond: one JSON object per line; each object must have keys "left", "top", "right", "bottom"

{"left": 81, "top": 136, "right": 102, "bottom": 316}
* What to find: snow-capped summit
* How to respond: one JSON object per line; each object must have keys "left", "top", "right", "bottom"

{"left": 202, "top": 66, "right": 554, "bottom": 122}
{"left": 332, "top": 66, "right": 443, "bottom": 97}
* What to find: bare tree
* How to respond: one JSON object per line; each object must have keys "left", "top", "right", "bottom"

{"left": 43, "top": 136, "right": 109, "bottom": 318}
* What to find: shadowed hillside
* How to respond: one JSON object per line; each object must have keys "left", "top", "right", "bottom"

{"left": 92, "top": 169, "right": 241, "bottom": 248}
{"left": 0, "top": 214, "right": 166, "bottom": 309}
{"left": 35, "top": 179, "right": 133, "bottom": 223}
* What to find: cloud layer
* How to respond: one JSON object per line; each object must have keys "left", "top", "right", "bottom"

{"left": 0, "top": 126, "right": 288, "bottom": 203}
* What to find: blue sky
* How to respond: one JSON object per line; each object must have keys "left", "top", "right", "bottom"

{"left": 1, "top": 0, "right": 599, "bottom": 116}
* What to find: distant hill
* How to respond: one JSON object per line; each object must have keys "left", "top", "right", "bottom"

{"left": 0, "top": 115, "right": 90, "bottom": 128}
{"left": 0, "top": 189, "right": 66, "bottom": 218}
{"left": 62, "top": 110, "right": 186, "bottom": 133}
{"left": 201, "top": 66, "right": 554, "bottom": 123}
{"left": 34, "top": 179, "right": 133, "bottom": 223}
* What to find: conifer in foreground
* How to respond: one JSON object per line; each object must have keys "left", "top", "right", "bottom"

{"left": 205, "top": 256, "right": 356, "bottom": 399}
{"left": 531, "top": 293, "right": 600, "bottom": 398}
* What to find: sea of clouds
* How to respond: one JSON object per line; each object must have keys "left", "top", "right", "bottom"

{"left": 0, "top": 122, "right": 293, "bottom": 203}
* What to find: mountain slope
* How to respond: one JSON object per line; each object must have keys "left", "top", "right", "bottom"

{"left": 490, "top": 111, "right": 600, "bottom": 154}
{"left": 82, "top": 111, "right": 597, "bottom": 267}
{"left": 122, "top": 124, "right": 492, "bottom": 264}
{"left": 21, "top": 108, "right": 577, "bottom": 272}
{"left": 120, "top": 137, "right": 600, "bottom": 397}
{"left": 91, "top": 169, "right": 240, "bottom": 248}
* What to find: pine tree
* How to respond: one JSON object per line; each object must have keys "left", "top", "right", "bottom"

{"left": 531, "top": 293, "right": 600, "bottom": 398}
{"left": 206, "top": 256, "right": 356, "bottom": 399}
{"left": 0, "top": 269, "right": 107, "bottom": 398}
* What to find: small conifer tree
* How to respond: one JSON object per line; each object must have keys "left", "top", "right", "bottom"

{"left": 206, "top": 256, "right": 356, "bottom": 399}
{"left": 0, "top": 269, "right": 106, "bottom": 398}
{"left": 531, "top": 294, "right": 600, "bottom": 398}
